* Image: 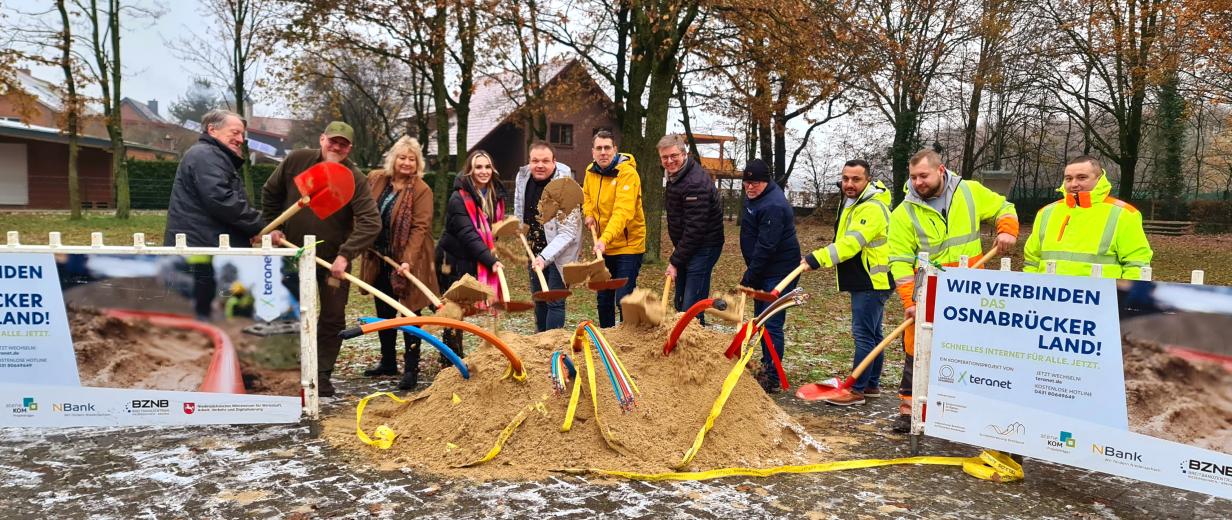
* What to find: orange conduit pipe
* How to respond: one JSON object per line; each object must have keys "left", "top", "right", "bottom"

{"left": 102, "top": 309, "right": 245, "bottom": 394}
{"left": 339, "top": 316, "right": 526, "bottom": 380}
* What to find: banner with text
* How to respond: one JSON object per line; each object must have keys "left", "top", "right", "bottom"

{"left": 926, "top": 269, "right": 1232, "bottom": 499}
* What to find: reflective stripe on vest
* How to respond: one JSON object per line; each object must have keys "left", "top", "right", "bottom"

{"left": 905, "top": 182, "right": 979, "bottom": 256}
{"left": 1038, "top": 204, "right": 1124, "bottom": 266}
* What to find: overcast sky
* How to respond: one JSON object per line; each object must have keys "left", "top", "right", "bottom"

{"left": 8, "top": 0, "right": 284, "bottom": 118}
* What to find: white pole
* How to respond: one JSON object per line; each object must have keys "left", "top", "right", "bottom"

{"left": 1000, "top": 257, "right": 1011, "bottom": 271}
{"left": 1191, "top": 270, "right": 1205, "bottom": 285}
{"left": 298, "top": 235, "right": 320, "bottom": 419}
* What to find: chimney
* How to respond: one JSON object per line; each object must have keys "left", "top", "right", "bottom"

{"left": 147, "top": 99, "right": 159, "bottom": 116}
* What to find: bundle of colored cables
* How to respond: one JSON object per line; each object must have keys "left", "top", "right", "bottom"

{"left": 548, "top": 351, "right": 577, "bottom": 396}
{"left": 580, "top": 322, "right": 638, "bottom": 411}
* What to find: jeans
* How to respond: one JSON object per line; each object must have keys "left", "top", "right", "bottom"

{"left": 849, "top": 289, "right": 891, "bottom": 392}
{"left": 673, "top": 245, "right": 722, "bottom": 325}
{"left": 372, "top": 264, "right": 422, "bottom": 364}
{"left": 752, "top": 273, "right": 798, "bottom": 388}
{"left": 597, "top": 253, "right": 643, "bottom": 328}
{"left": 529, "top": 264, "right": 566, "bottom": 332}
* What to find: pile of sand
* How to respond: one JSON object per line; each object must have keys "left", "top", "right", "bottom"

{"left": 71, "top": 306, "right": 212, "bottom": 391}
{"left": 1124, "top": 335, "right": 1232, "bottom": 454}
{"left": 324, "top": 322, "right": 826, "bottom": 479}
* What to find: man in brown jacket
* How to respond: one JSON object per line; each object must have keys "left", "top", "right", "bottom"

{"left": 262, "top": 121, "right": 380, "bottom": 397}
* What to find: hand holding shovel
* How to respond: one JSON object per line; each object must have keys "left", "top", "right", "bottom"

{"left": 518, "top": 233, "right": 570, "bottom": 302}
{"left": 796, "top": 246, "right": 1001, "bottom": 401}
{"left": 280, "top": 238, "right": 416, "bottom": 317}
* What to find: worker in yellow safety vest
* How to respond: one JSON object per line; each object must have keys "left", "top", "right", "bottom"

{"left": 1024, "top": 155, "right": 1152, "bottom": 279}
{"left": 886, "top": 149, "right": 1019, "bottom": 433}
{"left": 800, "top": 159, "right": 893, "bottom": 406}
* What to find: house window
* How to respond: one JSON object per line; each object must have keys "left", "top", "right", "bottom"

{"left": 549, "top": 123, "right": 573, "bottom": 147}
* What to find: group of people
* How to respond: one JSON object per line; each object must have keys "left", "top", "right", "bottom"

{"left": 163, "top": 109, "right": 1155, "bottom": 429}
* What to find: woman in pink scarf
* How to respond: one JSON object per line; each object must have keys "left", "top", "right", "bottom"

{"left": 434, "top": 150, "right": 507, "bottom": 358}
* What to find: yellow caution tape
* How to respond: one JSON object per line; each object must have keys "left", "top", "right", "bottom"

{"left": 558, "top": 326, "right": 627, "bottom": 454}
{"left": 456, "top": 402, "right": 536, "bottom": 468}
{"left": 962, "top": 450, "right": 1025, "bottom": 482}
{"left": 355, "top": 392, "right": 408, "bottom": 450}
{"left": 590, "top": 450, "right": 1021, "bottom": 482}
{"left": 677, "top": 325, "right": 762, "bottom": 469}
{"left": 451, "top": 393, "right": 461, "bottom": 404}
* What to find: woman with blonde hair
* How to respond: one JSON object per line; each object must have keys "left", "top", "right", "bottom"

{"left": 357, "top": 136, "right": 438, "bottom": 390}
{"left": 435, "top": 149, "right": 507, "bottom": 360}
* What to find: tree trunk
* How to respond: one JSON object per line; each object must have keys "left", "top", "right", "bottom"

{"left": 890, "top": 110, "right": 919, "bottom": 205}
{"left": 108, "top": 0, "right": 128, "bottom": 219}
{"left": 1152, "top": 70, "right": 1186, "bottom": 219}
{"left": 430, "top": 7, "right": 452, "bottom": 226}
{"left": 58, "top": 0, "right": 81, "bottom": 220}
{"left": 233, "top": 0, "right": 254, "bottom": 200}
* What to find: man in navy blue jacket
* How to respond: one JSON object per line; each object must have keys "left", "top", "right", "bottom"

{"left": 739, "top": 159, "right": 801, "bottom": 392}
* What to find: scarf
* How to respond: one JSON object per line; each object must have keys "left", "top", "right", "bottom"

{"left": 460, "top": 188, "right": 505, "bottom": 301}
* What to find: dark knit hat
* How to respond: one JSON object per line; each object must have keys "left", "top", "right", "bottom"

{"left": 742, "top": 159, "right": 772, "bottom": 183}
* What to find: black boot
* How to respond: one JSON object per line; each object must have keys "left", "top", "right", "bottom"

{"left": 318, "top": 370, "right": 336, "bottom": 398}
{"left": 364, "top": 331, "right": 399, "bottom": 376}
{"left": 399, "top": 343, "right": 421, "bottom": 390}
{"left": 440, "top": 330, "right": 466, "bottom": 367}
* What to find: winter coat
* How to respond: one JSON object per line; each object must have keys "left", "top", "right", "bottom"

{"left": 164, "top": 134, "right": 263, "bottom": 247}
{"left": 739, "top": 181, "right": 801, "bottom": 289}
{"left": 1023, "top": 174, "right": 1152, "bottom": 279}
{"left": 582, "top": 153, "right": 646, "bottom": 255}
{"left": 804, "top": 180, "right": 893, "bottom": 291}
{"left": 358, "top": 169, "right": 439, "bottom": 311}
{"left": 664, "top": 157, "right": 725, "bottom": 269}
{"left": 435, "top": 174, "right": 507, "bottom": 289}
{"left": 513, "top": 162, "right": 582, "bottom": 271}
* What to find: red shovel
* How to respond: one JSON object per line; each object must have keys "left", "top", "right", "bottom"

{"left": 259, "top": 162, "right": 356, "bottom": 236}
{"left": 741, "top": 264, "right": 807, "bottom": 302}
{"left": 586, "top": 223, "right": 628, "bottom": 291}
{"left": 796, "top": 246, "right": 1001, "bottom": 401}
{"left": 518, "top": 233, "right": 571, "bottom": 302}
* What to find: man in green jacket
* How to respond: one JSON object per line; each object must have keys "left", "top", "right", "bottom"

{"left": 801, "top": 159, "right": 893, "bottom": 406}
{"left": 1024, "top": 156, "right": 1152, "bottom": 279}
{"left": 262, "top": 121, "right": 380, "bottom": 397}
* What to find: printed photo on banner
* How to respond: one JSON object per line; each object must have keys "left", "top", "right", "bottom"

{"left": 1, "top": 253, "right": 302, "bottom": 397}
{"left": 924, "top": 268, "right": 1232, "bottom": 499}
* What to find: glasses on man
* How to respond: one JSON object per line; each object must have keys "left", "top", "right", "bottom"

{"left": 660, "top": 152, "right": 684, "bottom": 162}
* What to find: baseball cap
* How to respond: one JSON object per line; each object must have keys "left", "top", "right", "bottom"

{"left": 323, "top": 121, "right": 354, "bottom": 143}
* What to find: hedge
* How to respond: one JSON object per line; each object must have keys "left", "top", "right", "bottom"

{"left": 127, "top": 160, "right": 276, "bottom": 210}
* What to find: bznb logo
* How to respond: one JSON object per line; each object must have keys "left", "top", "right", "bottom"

{"left": 1183, "top": 459, "right": 1232, "bottom": 477}
{"left": 131, "top": 399, "right": 169, "bottom": 409}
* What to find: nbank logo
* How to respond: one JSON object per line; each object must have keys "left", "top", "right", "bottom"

{"left": 51, "top": 402, "right": 96, "bottom": 413}
{"left": 1092, "top": 443, "right": 1143, "bottom": 462}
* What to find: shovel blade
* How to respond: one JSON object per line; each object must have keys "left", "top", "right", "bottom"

{"left": 294, "top": 162, "right": 356, "bottom": 219}
{"left": 739, "top": 286, "right": 778, "bottom": 302}
{"left": 795, "top": 378, "right": 846, "bottom": 401}
{"left": 532, "top": 289, "right": 571, "bottom": 302}
{"left": 495, "top": 300, "right": 534, "bottom": 313}
{"left": 587, "top": 278, "right": 628, "bottom": 291}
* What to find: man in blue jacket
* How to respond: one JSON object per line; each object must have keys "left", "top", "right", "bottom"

{"left": 739, "top": 159, "right": 801, "bottom": 393}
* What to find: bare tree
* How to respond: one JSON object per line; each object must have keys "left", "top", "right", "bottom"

{"left": 171, "top": 0, "right": 283, "bottom": 199}
{"left": 57, "top": 0, "right": 86, "bottom": 220}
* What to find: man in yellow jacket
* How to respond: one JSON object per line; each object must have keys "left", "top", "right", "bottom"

{"left": 800, "top": 159, "right": 893, "bottom": 406}
{"left": 1024, "top": 156, "right": 1152, "bottom": 279}
{"left": 887, "top": 149, "right": 1019, "bottom": 433}
{"left": 583, "top": 130, "right": 647, "bottom": 327}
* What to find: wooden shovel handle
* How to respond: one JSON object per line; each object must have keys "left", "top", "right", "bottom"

{"left": 280, "top": 238, "right": 415, "bottom": 317}
{"left": 661, "top": 275, "right": 672, "bottom": 306}
{"left": 848, "top": 245, "right": 1002, "bottom": 381}
{"left": 495, "top": 265, "right": 511, "bottom": 303}
{"left": 371, "top": 249, "right": 443, "bottom": 309}
{"left": 773, "top": 264, "right": 807, "bottom": 294}
{"left": 518, "top": 234, "right": 551, "bottom": 290}
{"left": 259, "top": 195, "right": 310, "bottom": 237}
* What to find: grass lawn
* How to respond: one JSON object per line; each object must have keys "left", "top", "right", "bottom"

{"left": 4, "top": 209, "right": 1229, "bottom": 386}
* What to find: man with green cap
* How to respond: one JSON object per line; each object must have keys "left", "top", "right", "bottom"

{"left": 262, "top": 121, "right": 380, "bottom": 397}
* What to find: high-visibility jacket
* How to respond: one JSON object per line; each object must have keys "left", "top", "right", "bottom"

{"left": 805, "top": 180, "right": 893, "bottom": 291}
{"left": 1023, "top": 174, "right": 1152, "bottom": 279}
{"left": 583, "top": 153, "right": 647, "bottom": 255}
{"left": 888, "top": 173, "right": 1019, "bottom": 355}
